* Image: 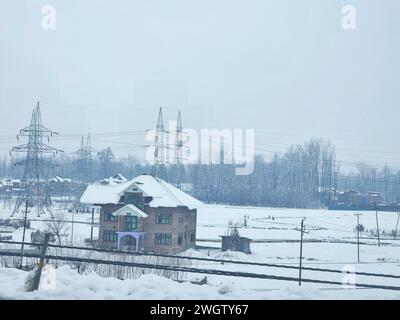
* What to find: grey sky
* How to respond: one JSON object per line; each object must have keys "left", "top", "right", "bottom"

{"left": 0, "top": 0, "right": 399, "bottom": 169}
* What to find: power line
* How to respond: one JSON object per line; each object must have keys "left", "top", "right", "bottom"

{"left": 1, "top": 249, "right": 400, "bottom": 291}
{"left": 2, "top": 239, "right": 400, "bottom": 280}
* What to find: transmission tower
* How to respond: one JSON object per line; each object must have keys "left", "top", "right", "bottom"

{"left": 10, "top": 101, "right": 62, "bottom": 217}
{"left": 151, "top": 107, "right": 167, "bottom": 179}
{"left": 173, "top": 110, "right": 185, "bottom": 188}
{"left": 176, "top": 110, "right": 183, "bottom": 165}
{"left": 74, "top": 133, "right": 94, "bottom": 182}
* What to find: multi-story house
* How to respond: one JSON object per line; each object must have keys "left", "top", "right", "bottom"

{"left": 80, "top": 174, "right": 202, "bottom": 254}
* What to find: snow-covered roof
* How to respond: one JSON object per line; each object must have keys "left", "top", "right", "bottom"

{"left": 112, "top": 204, "right": 148, "bottom": 218}
{"left": 80, "top": 174, "right": 203, "bottom": 210}
{"left": 49, "top": 176, "right": 72, "bottom": 183}
{"left": 98, "top": 174, "right": 128, "bottom": 186}
{"left": 80, "top": 179, "right": 133, "bottom": 205}
{"left": 112, "top": 174, "right": 127, "bottom": 182}
{"left": 0, "top": 179, "right": 18, "bottom": 186}
{"left": 133, "top": 175, "right": 202, "bottom": 209}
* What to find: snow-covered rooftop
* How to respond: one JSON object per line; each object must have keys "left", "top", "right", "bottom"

{"left": 49, "top": 176, "right": 72, "bottom": 183}
{"left": 80, "top": 174, "right": 203, "bottom": 210}
{"left": 80, "top": 179, "right": 133, "bottom": 205}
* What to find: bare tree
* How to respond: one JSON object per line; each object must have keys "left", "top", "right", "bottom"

{"left": 45, "top": 212, "right": 70, "bottom": 245}
{"left": 98, "top": 147, "right": 115, "bottom": 177}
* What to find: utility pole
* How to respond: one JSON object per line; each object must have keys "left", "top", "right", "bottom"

{"left": 354, "top": 212, "right": 362, "bottom": 263}
{"left": 394, "top": 212, "right": 400, "bottom": 240}
{"left": 10, "top": 102, "right": 62, "bottom": 218}
{"left": 298, "top": 218, "right": 305, "bottom": 286}
{"left": 90, "top": 207, "right": 95, "bottom": 245}
{"left": 375, "top": 206, "right": 381, "bottom": 247}
{"left": 19, "top": 200, "right": 29, "bottom": 268}
{"left": 70, "top": 209, "right": 75, "bottom": 245}
{"left": 31, "top": 233, "right": 50, "bottom": 291}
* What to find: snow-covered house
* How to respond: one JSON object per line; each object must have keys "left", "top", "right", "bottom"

{"left": 0, "top": 178, "right": 22, "bottom": 194}
{"left": 335, "top": 190, "right": 382, "bottom": 208}
{"left": 48, "top": 176, "right": 72, "bottom": 184}
{"left": 80, "top": 174, "right": 203, "bottom": 254}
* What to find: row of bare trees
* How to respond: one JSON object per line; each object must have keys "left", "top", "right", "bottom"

{"left": 1, "top": 139, "right": 400, "bottom": 208}
{"left": 185, "top": 139, "right": 337, "bottom": 207}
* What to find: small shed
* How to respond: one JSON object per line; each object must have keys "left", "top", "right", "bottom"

{"left": 220, "top": 230, "right": 252, "bottom": 254}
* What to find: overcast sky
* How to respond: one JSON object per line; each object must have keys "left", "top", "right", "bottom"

{"left": 0, "top": 0, "right": 399, "bottom": 169}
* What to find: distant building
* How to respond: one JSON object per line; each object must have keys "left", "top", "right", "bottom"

{"left": 0, "top": 178, "right": 22, "bottom": 195}
{"left": 365, "top": 191, "right": 382, "bottom": 207}
{"left": 48, "top": 176, "right": 72, "bottom": 193}
{"left": 48, "top": 176, "right": 72, "bottom": 185}
{"left": 335, "top": 190, "right": 382, "bottom": 209}
{"left": 80, "top": 174, "right": 202, "bottom": 254}
{"left": 336, "top": 190, "right": 362, "bottom": 207}
{"left": 0, "top": 178, "right": 21, "bottom": 189}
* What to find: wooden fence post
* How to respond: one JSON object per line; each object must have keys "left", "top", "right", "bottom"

{"left": 32, "top": 233, "right": 51, "bottom": 291}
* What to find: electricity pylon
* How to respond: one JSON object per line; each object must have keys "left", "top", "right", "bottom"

{"left": 151, "top": 107, "right": 167, "bottom": 179}
{"left": 10, "top": 102, "right": 62, "bottom": 217}
{"left": 74, "top": 133, "right": 94, "bottom": 182}
{"left": 173, "top": 110, "right": 185, "bottom": 188}
{"left": 176, "top": 110, "right": 183, "bottom": 165}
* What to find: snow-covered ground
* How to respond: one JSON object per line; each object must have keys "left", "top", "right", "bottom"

{"left": 1, "top": 204, "right": 400, "bottom": 299}
{"left": 3, "top": 264, "right": 391, "bottom": 300}
{"left": 0, "top": 254, "right": 399, "bottom": 299}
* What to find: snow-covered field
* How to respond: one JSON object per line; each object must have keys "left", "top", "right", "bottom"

{"left": 1, "top": 204, "right": 400, "bottom": 299}
{"left": 0, "top": 265, "right": 333, "bottom": 300}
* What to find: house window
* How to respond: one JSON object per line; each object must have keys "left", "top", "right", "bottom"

{"left": 155, "top": 233, "right": 172, "bottom": 245}
{"left": 103, "top": 231, "right": 117, "bottom": 242}
{"left": 126, "top": 215, "right": 138, "bottom": 231}
{"left": 124, "top": 191, "right": 142, "bottom": 206}
{"left": 178, "top": 215, "right": 184, "bottom": 223}
{"left": 190, "top": 231, "right": 196, "bottom": 242}
{"left": 155, "top": 214, "right": 172, "bottom": 224}
{"left": 104, "top": 211, "right": 118, "bottom": 222}
{"left": 178, "top": 233, "right": 183, "bottom": 245}
{"left": 125, "top": 195, "right": 137, "bottom": 205}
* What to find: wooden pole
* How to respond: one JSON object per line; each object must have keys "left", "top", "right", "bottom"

{"left": 19, "top": 200, "right": 29, "bottom": 268}
{"left": 32, "top": 233, "right": 50, "bottom": 291}
{"left": 375, "top": 207, "right": 380, "bottom": 247}
{"left": 298, "top": 218, "right": 305, "bottom": 286}
{"left": 355, "top": 213, "right": 362, "bottom": 263}
{"left": 394, "top": 213, "right": 400, "bottom": 240}
{"left": 90, "top": 208, "right": 95, "bottom": 245}
{"left": 70, "top": 209, "right": 74, "bottom": 245}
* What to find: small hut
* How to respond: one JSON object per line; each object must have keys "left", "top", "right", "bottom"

{"left": 220, "top": 227, "right": 252, "bottom": 254}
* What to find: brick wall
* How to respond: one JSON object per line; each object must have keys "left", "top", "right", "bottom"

{"left": 97, "top": 203, "right": 197, "bottom": 254}
{"left": 97, "top": 203, "right": 123, "bottom": 249}
{"left": 141, "top": 206, "right": 197, "bottom": 254}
